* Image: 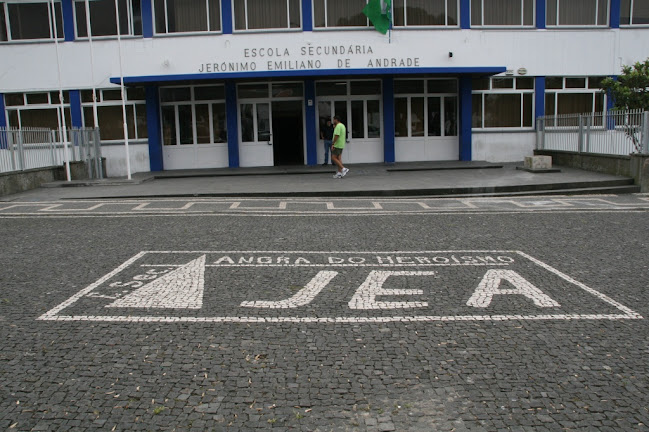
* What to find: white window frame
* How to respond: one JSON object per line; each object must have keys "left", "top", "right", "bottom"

{"left": 546, "top": 0, "right": 609, "bottom": 28}
{"left": 472, "top": 77, "right": 535, "bottom": 131}
{"left": 1, "top": 0, "right": 64, "bottom": 42}
{"left": 620, "top": 0, "right": 649, "bottom": 26}
{"left": 394, "top": 78, "right": 459, "bottom": 138}
{"left": 5, "top": 91, "right": 70, "bottom": 131}
{"left": 312, "top": 0, "right": 371, "bottom": 30}
{"left": 393, "top": 0, "right": 460, "bottom": 28}
{"left": 72, "top": 0, "right": 142, "bottom": 39}
{"left": 470, "top": 0, "right": 535, "bottom": 28}
{"left": 544, "top": 76, "right": 607, "bottom": 118}
{"left": 233, "top": 0, "right": 302, "bottom": 32}
{"left": 153, "top": 0, "right": 223, "bottom": 35}
{"left": 80, "top": 88, "right": 147, "bottom": 142}
{"left": 159, "top": 84, "right": 227, "bottom": 146}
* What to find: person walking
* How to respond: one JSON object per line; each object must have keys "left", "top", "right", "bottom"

{"left": 331, "top": 115, "right": 349, "bottom": 179}
{"left": 320, "top": 119, "right": 334, "bottom": 166}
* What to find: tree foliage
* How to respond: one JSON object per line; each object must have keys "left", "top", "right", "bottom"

{"left": 601, "top": 58, "right": 649, "bottom": 110}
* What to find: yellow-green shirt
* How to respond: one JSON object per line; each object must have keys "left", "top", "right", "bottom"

{"left": 333, "top": 123, "right": 346, "bottom": 149}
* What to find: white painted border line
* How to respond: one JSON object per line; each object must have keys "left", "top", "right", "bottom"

{"left": 37, "top": 250, "right": 643, "bottom": 322}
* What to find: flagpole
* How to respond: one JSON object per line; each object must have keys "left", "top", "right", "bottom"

{"left": 85, "top": 0, "right": 99, "bottom": 128}
{"left": 50, "top": 0, "right": 71, "bottom": 182}
{"left": 114, "top": 0, "right": 132, "bottom": 180}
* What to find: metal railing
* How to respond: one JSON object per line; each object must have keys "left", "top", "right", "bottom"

{"left": 0, "top": 127, "right": 103, "bottom": 179}
{"left": 537, "top": 109, "right": 649, "bottom": 155}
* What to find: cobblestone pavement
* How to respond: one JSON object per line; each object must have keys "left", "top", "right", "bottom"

{"left": 1, "top": 194, "right": 649, "bottom": 217}
{"left": 1, "top": 197, "right": 648, "bottom": 431}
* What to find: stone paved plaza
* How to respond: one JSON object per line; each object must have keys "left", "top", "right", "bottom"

{"left": 1, "top": 196, "right": 648, "bottom": 431}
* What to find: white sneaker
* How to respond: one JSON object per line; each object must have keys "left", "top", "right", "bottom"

{"left": 341, "top": 168, "right": 349, "bottom": 177}
{"left": 333, "top": 172, "right": 342, "bottom": 179}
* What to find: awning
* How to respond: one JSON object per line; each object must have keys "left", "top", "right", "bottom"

{"left": 110, "top": 66, "right": 507, "bottom": 85}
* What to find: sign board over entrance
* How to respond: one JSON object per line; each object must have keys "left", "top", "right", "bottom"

{"left": 39, "top": 250, "right": 642, "bottom": 323}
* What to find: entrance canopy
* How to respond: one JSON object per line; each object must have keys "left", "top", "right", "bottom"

{"left": 109, "top": 66, "right": 506, "bottom": 85}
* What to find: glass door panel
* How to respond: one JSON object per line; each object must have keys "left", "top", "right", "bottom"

{"left": 351, "top": 100, "right": 365, "bottom": 139}
{"left": 427, "top": 97, "right": 441, "bottom": 137}
{"left": 240, "top": 103, "right": 254, "bottom": 142}
{"left": 256, "top": 103, "right": 271, "bottom": 142}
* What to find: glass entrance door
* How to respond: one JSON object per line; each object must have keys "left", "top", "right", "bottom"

{"left": 239, "top": 101, "right": 273, "bottom": 167}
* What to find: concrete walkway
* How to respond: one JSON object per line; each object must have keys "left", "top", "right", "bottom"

{"left": 2, "top": 161, "right": 639, "bottom": 201}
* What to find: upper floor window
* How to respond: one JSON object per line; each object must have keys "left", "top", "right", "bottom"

{"left": 154, "top": 0, "right": 221, "bottom": 34}
{"left": 234, "top": 0, "right": 301, "bottom": 31}
{"left": 621, "top": 0, "right": 649, "bottom": 25}
{"left": 546, "top": 0, "right": 608, "bottom": 26}
{"left": 393, "top": 0, "right": 458, "bottom": 27}
{"left": 75, "top": 0, "right": 142, "bottom": 37}
{"left": 0, "top": 1, "right": 63, "bottom": 42}
{"left": 313, "top": 0, "right": 370, "bottom": 28}
{"left": 471, "top": 0, "right": 534, "bottom": 27}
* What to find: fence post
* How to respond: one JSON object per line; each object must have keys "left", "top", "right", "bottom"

{"left": 585, "top": 115, "right": 592, "bottom": 153}
{"left": 94, "top": 128, "right": 103, "bottom": 179}
{"left": 17, "top": 129, "right": 25, "bottom": 170}
{"left": 643, "top": 111, "right": 649, "bottom": 154}
{"left": 577, "top": 115, "right": 584, "bottom": 153}
{"left": 8, "top": 130, "right": 16, "bottom": 171}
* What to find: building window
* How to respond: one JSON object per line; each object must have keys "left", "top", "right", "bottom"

{"left": 394, "top": 79, "right": 458, "bottom": 137}
{"left": 5, "top": 91, "right": 71, "bottom": 131}
{"left": 393, "top": 0, "right": 459, "bottom": 27}
{"left": 0, "top": 1, "right": 64, "bottom": 41}
{"left": 621, "top": 0, "right": 649, "bottom": 25}
{"left": 154, "top": 0, "right": 221, "bottom": 33}
{"left": 546, "top": 0, "right": 608, "bottom": 26}
{"left": 80, "top": 88, "right": 147, "bottom": 141}
{"left": 471, "top": 0, "right": 533, "bottom": 26}
{"left": 472, "top": 77, "right": 534, "bottom": 129}
{"left": 234, "top": 0, "right": 300, "bottom": 31}
{"left": 160, "top": 85, "right": 227, "bottom": 146}
{"left": 75, "top": 0, "right": 142, "bottom": 37}
{"left": 544, "top": 76, "right": 606, "bottom": 119}
{"left": 313, "top": 0, "right": 370, "bottom": 28}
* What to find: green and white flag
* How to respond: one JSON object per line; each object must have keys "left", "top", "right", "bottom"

{"left": 363, "top": 0, "right": 392, "bottom": 35}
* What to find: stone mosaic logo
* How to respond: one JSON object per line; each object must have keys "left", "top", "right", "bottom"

{"left": 39, "top": 251, "right": 642, "bottom": 323}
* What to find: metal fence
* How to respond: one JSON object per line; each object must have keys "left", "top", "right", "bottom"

{"left": 0, "top": 127, "right": 103, "bottom": 179}
{"left": 537, "top": 109, "right": 649, "bottom": 156}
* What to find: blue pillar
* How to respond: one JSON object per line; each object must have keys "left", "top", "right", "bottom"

{"left": 225, "top": 81, "right": 239, "bottom": 167}
{"left": 459, "top": 76, "right": 472, "bottom": 161}
{"left": 536, "top": 0, "right": 546, "bottom": 29}
{"left": 142, "top": 0, "right": 154, "bottom": 37}
{"left": 382, "top": 77, "right": 395, "bottom": 163}
{"left": 304, "top": 79, "right": 317, "bottom": 165}
{"left": 145, "top": 86, "right": 163, "bottom": 171}
{"left": 0, "top": 93, "right": 6, "bottom": 128}
{"left": 610, "top": 0, "right": 621, "bottom": 28}
{"left": 460, "top": 0, "right": 470, "bottom": 28}
{"left": 222, "top": 0, "right": 233, "bottom": 34}
{"left": 69, "top": 90, "right": 83, "bottom": 128}
{"left": 534, "top": 76, "right": 545, "bottom": 125}
{"left": 61, "top": 0, "right": 75, "bottom": 41}
{"left": 302, "top": 0, "right": 313, "bottom": 31}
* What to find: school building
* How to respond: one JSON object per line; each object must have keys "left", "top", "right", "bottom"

{"left": 1, "top": 0, "right": 648, "bottom": 176}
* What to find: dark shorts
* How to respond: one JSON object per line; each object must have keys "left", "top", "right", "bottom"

{"left": 332, "top": 147, "right": 343, "bottom": 156}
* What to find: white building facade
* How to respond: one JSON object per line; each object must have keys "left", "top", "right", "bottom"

{"left": 1, "top": 0, "right": 648, "bottom": 176}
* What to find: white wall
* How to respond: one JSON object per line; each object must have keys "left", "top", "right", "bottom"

{"left": 472, "top": 132, "right": 536, "bottom": 162}
{"left": 101, "top": 143, "right": 150, "bottom": 177}
{"left": 1, "top": 29, "right": 648, "bottom": 91}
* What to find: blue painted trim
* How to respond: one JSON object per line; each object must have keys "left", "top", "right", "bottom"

{"left": 0, "top": 93, "right": 6, "bottom": 128}
{"left": 142, "top": 0, "right": 154, "bottom": 38}
{"left": 534, "top": 76, "right": 545, "bottom": 125}
{"left": 302, "top": 0, "right": 313, "bottom": 31}
{"left": 145, "top": 86, "right": 164, "bottom": 171}
{"left": 225, "top": 81, "right": 239, "bottom": 167}
{"left": 610, "top": 0, "right": 621, "bottom": 28}
{"left": 222, "top": 0, "right": 233, "bottom": 34}
{"left": 62, "top": 0, "right": 75, "bottom": 41}
{"left": 69, "top": 90, "right": 83, "bottom": 128}
{"left": 304, "top": 79, "right": 317, "bottom": 165}
{"left": 536, "top": 0, "right": 546, "bottom": 29}
{"left": 382, "top": 77, "right": 395, "bottom": 164}
{"left": 0, "top": 94, "right": 6, "bottom": 149}
{"left": 110, "top": 66, "right": 506, "bottom": 84}
{"left": 460, "top": 0, "right": 470, "bottom": 28}
{"left": 458, "top": 76, "right": 472, "bottom": 161}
